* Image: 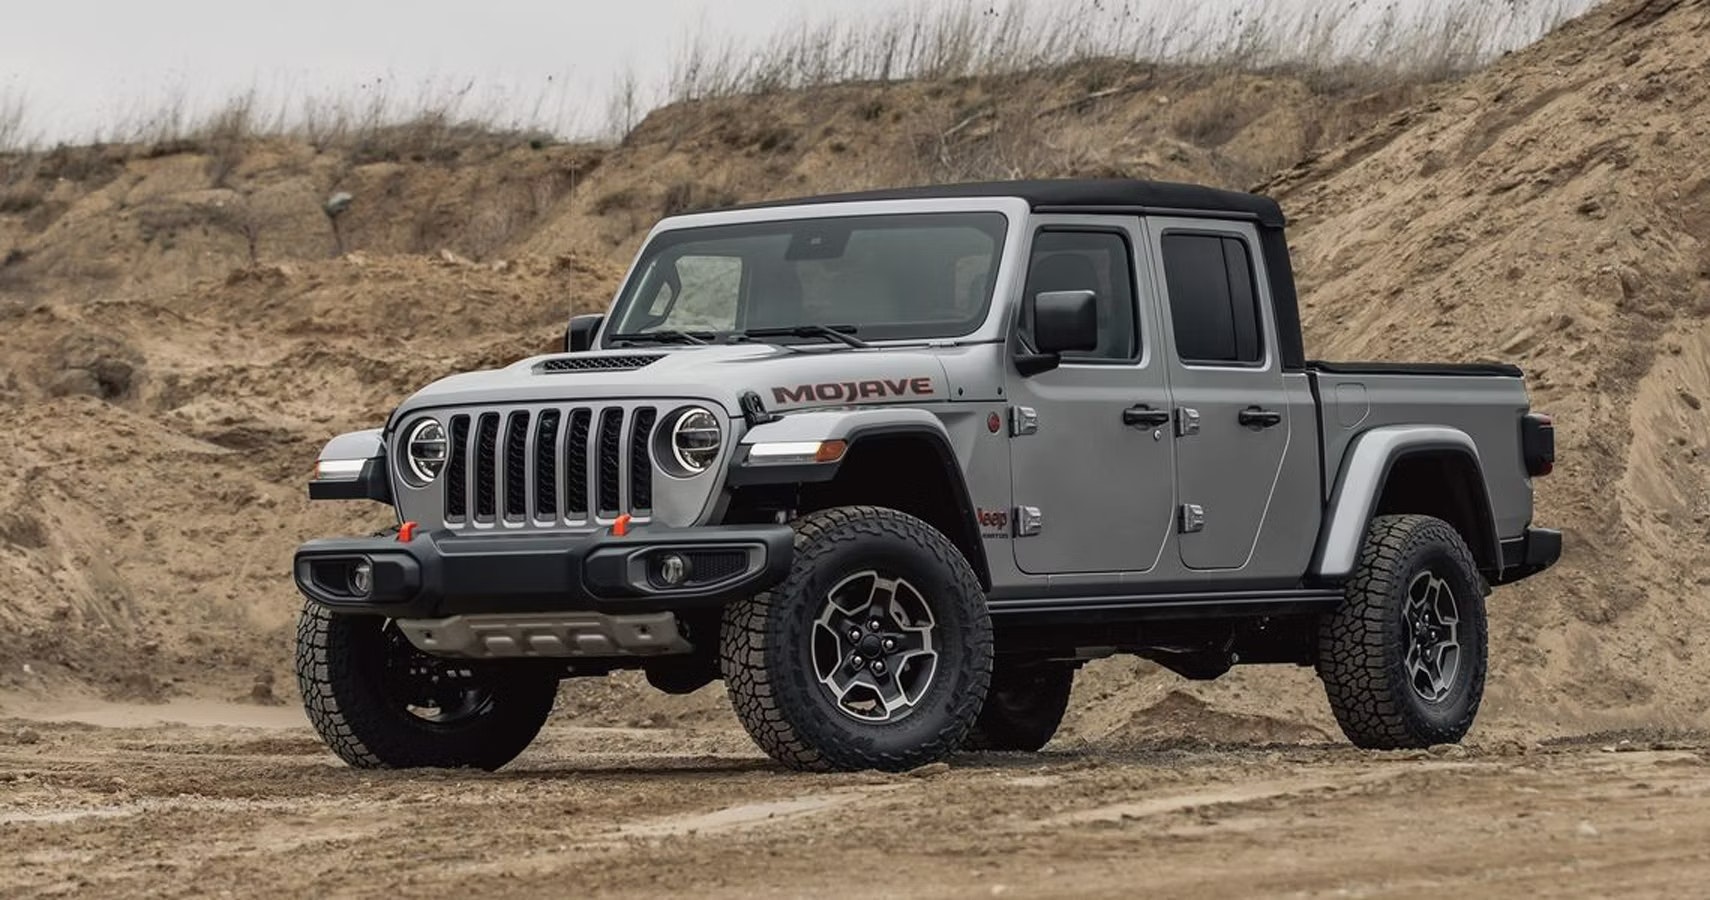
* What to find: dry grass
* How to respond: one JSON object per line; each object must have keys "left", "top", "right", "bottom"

{"left": 0, "top": 89, "right": 29, "bottom": 153}
{"left": 662, "top": 0, "right": 1589, "bottom": 103}
{"left": 6, "top": 77, "right": 575, "bottom": 167}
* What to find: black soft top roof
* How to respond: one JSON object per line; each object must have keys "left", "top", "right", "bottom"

{"left": 729, "top": 178, "right": 1285, "bottom": 228}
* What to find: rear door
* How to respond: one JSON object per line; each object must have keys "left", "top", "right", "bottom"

{"left": 1005, "top": 217, "right": 1176, "bottom": 576}
{"left": 1143, "top": 218, "right": 1290, "bottom": 571}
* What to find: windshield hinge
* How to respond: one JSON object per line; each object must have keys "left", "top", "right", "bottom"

{"left": 740, "top": 391, "right": 781, "bottom": 427}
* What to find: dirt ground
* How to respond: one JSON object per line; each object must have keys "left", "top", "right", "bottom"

{"left": 4, "top": 699, "right": 1710, "bottom": 899}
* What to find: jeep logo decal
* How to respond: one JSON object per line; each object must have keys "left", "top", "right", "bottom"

{"left": 771, "top": 377, "right": 935, "bottom": 405}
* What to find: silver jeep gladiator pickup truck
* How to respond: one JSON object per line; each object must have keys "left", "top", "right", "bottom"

{"left": 293, "top": 179, "right": 1559, "bottom": 772}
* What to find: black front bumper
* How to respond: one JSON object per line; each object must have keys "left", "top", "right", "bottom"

{"left": 1495, "top": 526, "right": 1563, "bottom": 584}
{"left": 293, "top": 524, "right": 794, "bottom": 618}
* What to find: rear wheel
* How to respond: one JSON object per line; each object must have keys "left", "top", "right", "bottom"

{"left": 1317, "top": 514, "right": 1488, "bottom": 749}
{"left": 964, "top": 658, "right": 1075, "bottom": 752}
{"left": 294, "top": 603, "right": 559, "bottom": 770}
{"left": 721, "top": 506, "right": 993, "bottom": 772}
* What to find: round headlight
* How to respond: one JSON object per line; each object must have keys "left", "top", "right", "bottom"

{"left": 403, "top": 419, "right": 448, "bottom": 484}
{"left": 667, "top": 407, "right": 721, "bottom": 475}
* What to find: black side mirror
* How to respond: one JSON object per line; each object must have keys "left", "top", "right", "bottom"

{"left": 566, "top": 314, "right": 604, "bottom": 352}
{"left": 1017, "top": 290, "right": 1098, "bottom": 375}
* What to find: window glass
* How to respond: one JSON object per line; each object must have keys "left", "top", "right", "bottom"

{"left": 607, "top": 213, "right": 1006, "bottom": 342}
{"left": 667, "top": 255, "right": 742, "bottom": 329}
{"left": 1018, "top": 230, "right": 1138, "bottom": 361}
{"left": 1160, "top": 233, "right": 1263, "bottom": 364}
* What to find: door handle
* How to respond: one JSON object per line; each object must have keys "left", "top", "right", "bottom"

{"left": 1123, "top": 405, "right": 1172, "bottom": 428}
{"left": 1238, "top": 406, "right": 1283, "bottom": 429}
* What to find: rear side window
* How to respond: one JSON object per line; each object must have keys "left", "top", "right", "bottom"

{"left": 1160, "top": 233, "right": 1262, "bottom": 364}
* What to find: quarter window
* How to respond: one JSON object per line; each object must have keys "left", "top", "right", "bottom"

{"left": 1160, "top": 233, "right": 1263, "bottom": 364}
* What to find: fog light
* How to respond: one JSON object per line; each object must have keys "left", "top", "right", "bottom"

{"left": 350, "top": 559, "right": 373, "bottom": 596}
{"left": 657, "top": 553, "right": 689, "bottom": 586}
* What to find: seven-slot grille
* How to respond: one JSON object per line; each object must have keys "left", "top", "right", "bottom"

{"left": 441, "top": 403, "right": 662, "bottom": 528}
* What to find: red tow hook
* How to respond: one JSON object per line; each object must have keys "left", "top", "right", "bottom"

{"left": 397, "top": 521, "right": 419, "bottom": 542}
{"left": 611, "top": 513, "right": 632, "bottom": 537}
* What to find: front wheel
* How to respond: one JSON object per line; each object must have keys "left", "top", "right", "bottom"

{"left": 1316, "top": 514, "right": 1489, "bottom": 749}
{"left": 294, "top": 603, "right": 559, "bottom": 770}
{"left": 721, "top": 506, "right": 993, "bottom": 772}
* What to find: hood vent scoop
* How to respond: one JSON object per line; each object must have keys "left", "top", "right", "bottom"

{"left": 537, "top": 354, "right": 665, "bottom": 374}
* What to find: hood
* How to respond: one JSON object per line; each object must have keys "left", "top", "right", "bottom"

{"left": 391, "top": 344, "right": 959, "bottom": 422}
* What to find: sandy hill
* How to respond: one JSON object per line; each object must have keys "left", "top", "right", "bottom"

{"left": 1268, "top": 0, "right": 1710, "bottom": 732}
{"left": 2, "top": 0, "right": 1706, "bottom": 742}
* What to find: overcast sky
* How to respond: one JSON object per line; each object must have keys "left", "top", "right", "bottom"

{"left": 2, "top": 0, "right": 1596, "bottom": 145}
{"left": 2, "top": 0, "right": 870, "bottom": 141}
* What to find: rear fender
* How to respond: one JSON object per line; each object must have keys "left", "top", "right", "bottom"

{"left": 1311, "top": 425, "right": 1500, "bottom": 581}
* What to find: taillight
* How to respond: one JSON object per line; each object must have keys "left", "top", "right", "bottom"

{"left": 1522, "top": 413, "right": 1554, "bottom": 477}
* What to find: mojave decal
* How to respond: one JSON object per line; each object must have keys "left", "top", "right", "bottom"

{"left": 770, "top": 377, "right": 935, "bottom": 405}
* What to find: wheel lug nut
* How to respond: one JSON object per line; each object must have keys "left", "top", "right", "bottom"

{"left": 868, "top": 619, "right": 882, "bottom": 630}
{"left": 882, "top": 638, "right": 896, "bottom": 652}
{"left": 850, "top": 655, "right": 865, "bottom": 668}
{"left": 848, "top": 629, "right": 862, "bottom": 642}
{"left": 872, "top": 660, "right": 886, "bottom": 674}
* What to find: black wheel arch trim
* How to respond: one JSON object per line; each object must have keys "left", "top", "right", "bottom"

{"left": 1379, "top": 443, "right": 1503, "bottom": 577}
{"left": 726, "top": 422, "right": 991, "bottom": 590}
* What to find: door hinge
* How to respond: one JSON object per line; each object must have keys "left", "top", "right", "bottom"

{"left": 1175, "top": 407, "right": 1201, "bottom": 437}
{"left": 1009, "top": 405, "right": 1040, "bottom": 437}
{"left": 1014, "top": 506, "right": 1043, "bottom": 537}
{"left": 1178, "top": 503, "right": 1205, "bottom": 534}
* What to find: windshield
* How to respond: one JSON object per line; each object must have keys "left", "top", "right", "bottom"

{"left": 605, "top": 212, "right": 1008, "bottom": 344}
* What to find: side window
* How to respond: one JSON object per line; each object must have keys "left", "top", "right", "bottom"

{"left": 1020, "top": 230, "right": 1138, "bottom": 361}
{"left": 1160, "top": 233, "right": 1263, "bottom": 364}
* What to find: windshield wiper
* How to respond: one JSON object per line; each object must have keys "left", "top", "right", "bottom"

{"left": 734, "top": 324, "right": 870, "bottom": 349}
{"left": 607, "top": 329, "right": 713, "bottom": 346}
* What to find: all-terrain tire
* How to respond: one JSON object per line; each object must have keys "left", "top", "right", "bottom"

{"left": 1317, "top": 514, "right": 1489, "bottom": 749}
{"left": 294, "top": 603, "right": 559, "bottom": 770}
{"left": 720, "top": 506, "right": 993, "bottom": 772}
{"left": 964, "top": 659, "right": 1075, "bottom": 752}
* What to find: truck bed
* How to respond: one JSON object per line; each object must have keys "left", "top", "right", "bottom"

{"left": 1307, "top": 364, "right": 1533, "bottom": 541}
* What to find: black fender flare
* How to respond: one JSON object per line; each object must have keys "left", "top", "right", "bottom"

{"left": 728, "top": 415, "right": 990, "bottom": 589}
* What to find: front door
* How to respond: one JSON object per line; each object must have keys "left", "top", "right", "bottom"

{"left": 1006, "top": 218, "right": 1176, "bottom": 576}
{"left": 1144, "top": 218, "right": 1291, "bottom": 571}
